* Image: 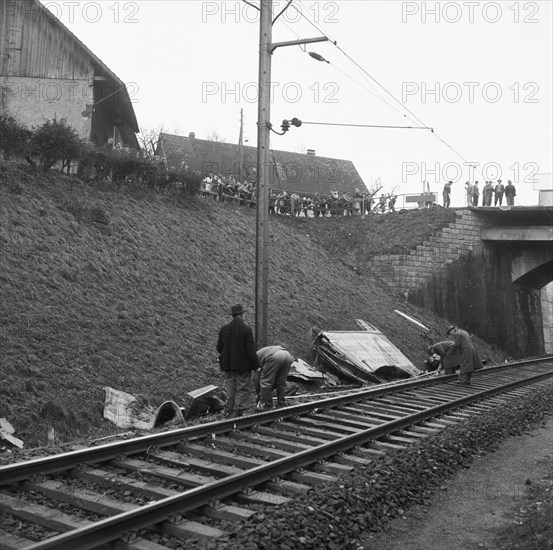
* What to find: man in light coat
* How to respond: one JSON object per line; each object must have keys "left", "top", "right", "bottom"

{"left": 446, "top": 325, "right": 483, "bottom": 385}
{"left": 254, "top": 345, "right": 295, "bottom": 411}
{"left": 427, "top": 341, "right": 461, "bottom": 375}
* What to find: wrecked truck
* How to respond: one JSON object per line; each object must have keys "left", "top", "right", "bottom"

{"left": 311, "top": 329, "right": 421, "bottom": 385}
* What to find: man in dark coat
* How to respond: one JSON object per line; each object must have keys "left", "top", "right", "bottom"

{"left": 216, "top": 304, "right": 260, "bottom": 416}
{"left": 482, "top": 181, "right": 494, "bottom": 206}
{"left": 446, "top": 325, "right": 483, "bottom": 385}
{"left": 505, "top": 180, "right": 516, "bottom": 206}
{"left": 427, "top": 341, "right": 461, "bottom": 374}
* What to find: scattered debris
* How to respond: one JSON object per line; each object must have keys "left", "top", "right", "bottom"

{"left": 288, "top": 358, "right": 328, "bottom": 387}
{"left": 103, "top": 387, "right": 184, "bottom": 430}
{"left": 312, "top": 327, "right": 421, "bottom": 384}
{"left": 0, "top": 418, "right": 24, "bottom": 449}
{"left": 153, "top": 401, "right": 185, "bottom": 427}
{"left": 355, "top": 319, "right": 379, "bottom": 331}
{"left": 394, "top": 309, "right": 434, "bottom": 346}
{"left": 181, "top": 385, "right": 225, "bottom": 420}
{"left": 393, "top": 310, "right": 430, "bottom": 331}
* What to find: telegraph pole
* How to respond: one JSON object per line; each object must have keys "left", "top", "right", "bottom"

{"left": 255, "top": 0, "right": 329, "bottom": 347}
{"left": 239, "top": 108, "right": 244, "bottom": 181}
{"left": 255, "top": 0, "right": 273, "bottom": 347}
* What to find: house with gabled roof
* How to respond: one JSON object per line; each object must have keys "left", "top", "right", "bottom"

{"left": 0, "top": 0, "right": 139, "bottom": 148}
{"left": 156, "top": 132, "right": 367, "bottom": 197}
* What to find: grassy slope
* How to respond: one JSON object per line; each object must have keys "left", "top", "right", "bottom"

{"left": 0, "top": 162, "right": 508, "bottom": 447}
{"left": 282, "top": 206, "right": 459, "bottom": 271}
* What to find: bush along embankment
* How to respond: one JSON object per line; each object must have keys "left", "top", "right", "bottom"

{"left": 0, "top": 113, "right": 202, "bottom": 193}
{"left": 212, "top": 382, "right": 553, "bottom": 550}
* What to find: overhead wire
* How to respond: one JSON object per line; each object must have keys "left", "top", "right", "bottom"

{"left": 301, "top": 121, "right": 433, "bottom": 131}
{"left": 273, "top": 0, "right": 293, "bottom": 23}
{"left": 243, "top": 0, "right": 484, "bottom": 182}
{"left": 242, "top": 0, "right": 421, "bottom": 126}
{"left": 273, "top": 7, "right": 418, "bottom": 125}
{"left": 293, "top": 0, "right": 476, "bottom": 167}
{"left": 292, "top": 0, "right": 422, "bottom": 127}
{"left": 241, "top": 0, "right": 260, "bottom": 11}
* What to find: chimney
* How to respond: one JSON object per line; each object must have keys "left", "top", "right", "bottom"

{"left": 307, "top": 149, "right": 316, "bottom": 156}
{"left": 189, "top": 132, "right": 196, "bottom": 138}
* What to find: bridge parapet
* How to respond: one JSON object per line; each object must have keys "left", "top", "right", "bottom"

{"left": 482, "top": 226, "right": 553, "bottom": 241}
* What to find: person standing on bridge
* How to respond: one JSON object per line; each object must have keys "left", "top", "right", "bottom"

{"left": 217, "top": 304, "right": 260, "bottom": 416}
{"left": 442, "top": 181, "right": 453, "bottom": 207}
{"left": 505, "top": 180, "right": 516, "bottom": 206}
{"left": 469, "top": 181, "right": 480, "bottom": 206}
{"left": 482, "top": 181, "right": 494, "bottom": 206}
{"left": 254, "top": 345, "right": 295, "bottom": 411}
{"left": 446, "top": 325, "right": 483, "bottom": 385}
{"left": 494, "top": 180, "right": 505, "bottom": 206}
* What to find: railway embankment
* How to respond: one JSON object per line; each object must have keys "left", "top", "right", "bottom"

{"left": 1, "top": 161, "right": 509, "bottom": 447}
{"left": 217, "top": 380, "right": 553, "bottom": 550}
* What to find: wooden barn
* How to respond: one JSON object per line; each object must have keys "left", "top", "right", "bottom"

{"left": 156, "top": 132, "right": 367, "bottom": 197}
{"left": 0, "top": 0, "right": 139, "bottom": 148}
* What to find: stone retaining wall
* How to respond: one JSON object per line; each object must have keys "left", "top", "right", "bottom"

{"left": 367, "top": 208, "right": 547, "bottom": 357}
{"left": 367, "top": 209, "right": 486, "bottom": 296}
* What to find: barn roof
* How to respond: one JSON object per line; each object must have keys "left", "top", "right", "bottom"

{"left": 157, "top": 133, "right": 367, "bottom": 197}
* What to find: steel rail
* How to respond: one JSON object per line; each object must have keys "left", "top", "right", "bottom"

{"left": 22, "top": 367, "right": 553, "bottom": 550}
{"left": 1, "top": 358, "right": 550, "bottom": 485}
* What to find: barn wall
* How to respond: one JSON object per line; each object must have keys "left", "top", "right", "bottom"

{"left": 0, "top": 0, "right": 92, "bottom": 80}
{"left": 1, "top": 76, "right": 93, "bottom": 139}
{"left": 0, "top": 1, "right": 94, "bottom": 139}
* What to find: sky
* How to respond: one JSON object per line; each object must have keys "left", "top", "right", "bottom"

{"left": 40, "top": 0, "right": 552, "bottom": 207}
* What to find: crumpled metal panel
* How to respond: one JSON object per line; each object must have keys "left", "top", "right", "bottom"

{"left": 312, "top": 330, "right": 421, "bottom": 384}
{"left": 288, "top": 358, "right": 327, "bottom": 382}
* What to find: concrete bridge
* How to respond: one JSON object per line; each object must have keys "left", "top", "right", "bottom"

{"left": 367, "top": 207, "right": 553, "bottom": 358}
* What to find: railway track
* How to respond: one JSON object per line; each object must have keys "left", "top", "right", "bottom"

{"left": 1, "top": 358, "right": 552, "bottom": 550}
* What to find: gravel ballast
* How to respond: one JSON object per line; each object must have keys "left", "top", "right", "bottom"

{"left": 211, "top": 382, "right": 553, "bottom": 550}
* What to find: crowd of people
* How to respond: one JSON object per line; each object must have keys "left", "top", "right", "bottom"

{"left": 203, "top": 172, "right": 520, "bottom": 216}
{"left": 201, "top": 173, "right": 256, "bottom": 206}
{"left": 201, "top": 173, "right": 399, "bottom": 217}
{"left": 442, "top": 179, "right": 517, "bottom": 208}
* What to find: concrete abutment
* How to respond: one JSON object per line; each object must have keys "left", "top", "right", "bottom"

{"left": 367, "top": 209, "right": 551, "bottom": 357}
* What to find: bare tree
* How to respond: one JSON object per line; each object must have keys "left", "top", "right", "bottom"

{"left": 137, "top": 125, "right": 164, "bottom": 158}
{"left": 366, "top": 179, "right": 383, "bottom": 200}
{"left": 206, "top": 131, "right": 227, "bottom": 143}
{"left": 387, "top": 184, "right": 400, "bottom": 196}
